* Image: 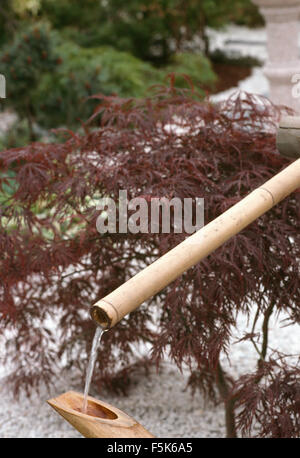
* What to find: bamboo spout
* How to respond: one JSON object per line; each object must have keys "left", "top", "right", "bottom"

{"left": 90, "top": 158, "right": 300, "bottom": 329}
{"left": 47, "top": 391, "right": 154, "bottom": 438}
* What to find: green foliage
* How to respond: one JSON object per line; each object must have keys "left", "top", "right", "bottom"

{"left": 0, "top": 25, "right": 57, "bottom": 101}
{"left": 0, "top": 0, "right": 261, "bottom": 143}
{"left": 228, "top": 0, "right": 264, "bottom": 27}
{"left": 34, "top": 42, "right": 217, "bottom": 128}
{"left": 0, "top": 118, "right": 32, "bottom": 150}
{"left": 0, "top": 1, "right": 264, "bottom": 58}
{"left": 39, "top": 1, "right": 262, "bottom": 63}
{"left": 165, "top": 53, "right": 217, "bottom": 89}
{"left": 32, "top": 40, "right": 163, "bottom": 128}
{"left": 0, "top": 168, "right": 17, "bottom": 204}
{"left": 0, "top": 1, "right": 15, "bottom": 46}
{"left": 0, "top": 24, "right": 59, "bottom": 139}
{"left": 0, "top": 23, "right": 217, "bottom": 133}
{"left": 40, "top": 0, "right": 102, "bottom": 30}
{"left": 196, "top": 0, "right": 263, "bottom": 28}
{"left": 12, "top": 0, "right": 41, "bottom": 16}
{"left": 75, "top": 0, "right": 208, "bottom": 63}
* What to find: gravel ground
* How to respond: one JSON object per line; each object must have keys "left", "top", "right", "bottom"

{"left": 0, "top": 361, "right": 223, "bottom": 439}
{"left": 1, "top": 312, "right": 299, "bottom": 438}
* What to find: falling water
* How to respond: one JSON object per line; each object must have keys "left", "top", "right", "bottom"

{"left": 82, "top": 326, "right": 107, "bottom": 413}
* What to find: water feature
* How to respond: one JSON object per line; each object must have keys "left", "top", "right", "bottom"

{"left": 82, "top": 326, "right": 107, "bottom": 414}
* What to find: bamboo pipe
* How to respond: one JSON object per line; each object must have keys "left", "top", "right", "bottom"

{"left": 90, "top": 158, "right": 300, "bottom": 329}
{"left": 47, "top": 391, "right": 154, "bottom": 438}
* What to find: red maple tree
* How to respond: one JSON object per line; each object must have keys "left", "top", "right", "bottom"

{"left": 0, "top": 81, "right": 299, "bottom": 437}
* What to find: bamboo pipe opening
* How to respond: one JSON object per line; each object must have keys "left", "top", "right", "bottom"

{"left": 90, "top": 303, "right": 112, "bottom": 329}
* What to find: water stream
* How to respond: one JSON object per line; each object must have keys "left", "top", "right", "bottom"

{"left": 82, "top": 326, "right": 107, "bottom": 413}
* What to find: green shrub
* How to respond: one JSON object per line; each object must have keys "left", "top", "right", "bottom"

{"left": 32, "top": 41, "right": 164, "bottom": 128}
{"left": 0, "top": 20, "right": 217, "bottom": 144}
{"left": 0, "top": 118, "right": 31, "bottom": 150}
{"left": 39, "top": 1, "right": 263, "bottom": 63}
{"left": 0, "top": 24, "right": 217, "bottom": 135}
{"left": 165, "top": 52, "right": 217, "bottom": 89}
{"left": 34, "top": 44, "right": 217, "bottom": 128}
{"left": 0, "top": 23, "right": 59, "bottom": 140}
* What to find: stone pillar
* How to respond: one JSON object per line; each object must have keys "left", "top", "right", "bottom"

{"left": 253, "top": 0, "right": 300, "bottom": 112}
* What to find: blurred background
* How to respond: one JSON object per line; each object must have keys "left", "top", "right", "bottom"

{"left": 0, "top": 0, "right": 264, "bottom": 149}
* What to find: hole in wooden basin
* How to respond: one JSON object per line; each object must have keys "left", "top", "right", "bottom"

{"left": 68, "top": 396, "right": 118, "bottom": 419}
{"left": 81, "top": 400, "right": 118, "bottom": 419}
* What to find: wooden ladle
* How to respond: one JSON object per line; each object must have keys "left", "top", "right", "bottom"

{"left": 47, "top": 390, "right": 154, "bottom": 438}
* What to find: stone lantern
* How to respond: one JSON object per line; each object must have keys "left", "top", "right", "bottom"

{"left": 253, "top": 0, "right": 300, "bottom": 112}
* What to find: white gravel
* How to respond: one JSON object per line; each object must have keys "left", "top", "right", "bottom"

{"left": 0, "top": 25, "right": 299, "bottom": 439}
